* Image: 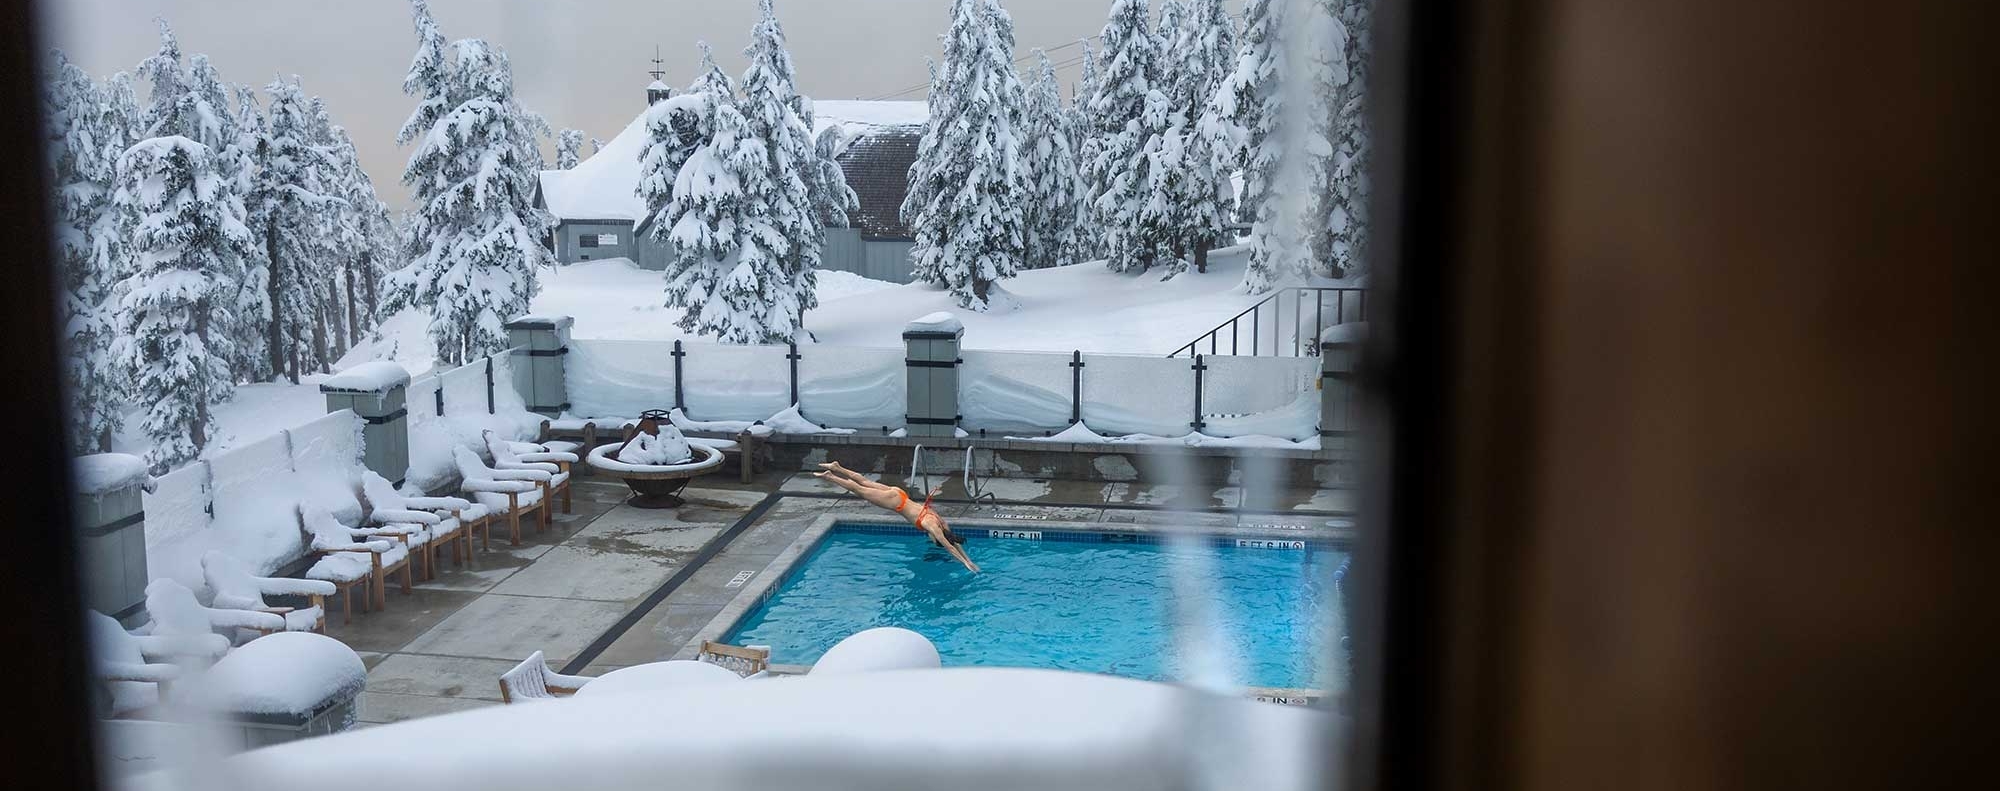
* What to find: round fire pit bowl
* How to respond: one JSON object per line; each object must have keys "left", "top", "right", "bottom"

{"left": 584, "top": 440, "right": 725, "bottom": 509}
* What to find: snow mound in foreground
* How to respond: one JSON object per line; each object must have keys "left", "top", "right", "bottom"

{"left": 146, "top": 668, "right": 1328, "bottom": 791}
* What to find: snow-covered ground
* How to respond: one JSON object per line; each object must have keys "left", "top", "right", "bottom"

{"left": 120, "top": 252, "right": 1353, "bottom": 464}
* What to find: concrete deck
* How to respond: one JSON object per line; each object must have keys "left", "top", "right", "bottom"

{"left": 326, "top": 470, "right": 1350, "bottom": 725}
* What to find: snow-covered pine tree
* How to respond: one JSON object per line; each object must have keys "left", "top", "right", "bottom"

{"left": 324, "top": 119, "right": 394, "bottom": 345}
{"left": 1203, "top": 0, "right": 1292, "bottom": 292}
{"left": 390, "top": 1, "right": 555, "bottom": 365}
{"left": 114, "top": 136, "right": 255, "bottom": 470}
{"left": 1066, "top": 41, "right": 1105, "bottom": 265}
{"left": 250, "top": 79, "right": 341, "bottom": 383}
{"left": 1294, "top": 0, "right": 1348, "bottom": 277}
{"left": 796, "top": 99, "right": 858, "bottom": 229}
{"left": 590, "top": 136, "right": 605, "bottom": 154}
{"left": 307, "top": 94, "right": 362, "bottom": 361}
{"left": 1021, "top": 50, "right": 1083, "bottom": 270}
{"left": 43, "top": 54, "right": 127, "bottom": 453}
{"left": 555, "top": 128, "right": 585, "bottom": 169}
{"left": 737, "top": 0, "right": 825, "bottom": 325}
{"left": 230, "top": 85, "right": 275, "bottom": 382}
{"left": 903, "top": 0, "right": 1028, "bottom": 310}
{"left": 1328, "top": 0, "right": 1373, "bottom": 277}
{"left": 1144, "top": 0, "right": 1237, "bottom": 278}
{"left": 1082, "top": 0, "right": 1162, "bottom": 274}
{"left": 636, "top": 44, "right": 725, "bottom": 248}
{"left": 898, "top": 56, "right": 944, "bottom": 241}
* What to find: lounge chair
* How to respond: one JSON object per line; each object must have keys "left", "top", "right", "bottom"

{"left": 300, "top": 504, "right": 413, "bottom": 621}
{"left": 86, "top": 611, "right": 218, "bottom": 717}
{"left": 360, "top": 472, "right": 476, "bottom": 577}
{"left": 697, "top": 640, "right": 772, "bottom": 678}
{"left": 485, "top": 430, "right": 577, "bottom": 526}
{"left": 497, "top": 650, "right": 591, "bottom": 703}
{"left": 143, "top": 578, "right": 284, "bottom": 647}
{"left": 200, "top": 550, "right": 336, "bottom": 635}
{"left": 455, "top": 446, "right": 549, "bottom": 546}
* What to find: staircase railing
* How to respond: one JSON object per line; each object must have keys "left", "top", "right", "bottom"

{"left": 1169, "top": 287, "right": 1369, "bottom": 358}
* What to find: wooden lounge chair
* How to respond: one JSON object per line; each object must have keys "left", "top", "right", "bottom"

{"left": 300, "top": 504, "right": 413, "bottom": 621}
{"left": 200, "top": 550, "right": 336, "bottom": 635}
{"left": 697, "top": 640, "right": 772, "bottom": 678}
{"left": 143, "top": 578, "right": 284, "bottom": 648}
{"left": 498, "top": 650, "right": 592, "bottom": 703}
{"left": 86, "top": 611, "right": 222, "bottom": 717}
{"left": 455, "top": 446, "right": 549, "bottom": 546}
{"left": 485, "top": 430, "right": 577, "bottom": 527}
{"left": 361, "top": 472, "right": 474, "bottom": 578}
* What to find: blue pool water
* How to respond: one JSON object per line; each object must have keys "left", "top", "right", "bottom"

{"left": 724, "top": 526, "right": 1345, "bottom": 689}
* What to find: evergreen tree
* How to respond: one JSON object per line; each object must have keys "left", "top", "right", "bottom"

{"left": 231, "top": 85, "right": 275, "bottom": 382}
{"left": 114, "top": 136, "right": 255, "bottom": 470}
{"left": 250, "top": 79, "right": 341, "bottom": 383}
{"left": 1082, "top": 0, "right": 1162, "bottom": 274}
{"left": 797, "top": 99, "right": 858, "bottom": 229}
{"left": 1328, "top": 0, "right": 1373, "bottom": 277}
{"left": 738, "top": 0, "right": 825, "bottom": 323}
{"left": 1293, "top": 0, "right": 1348, "bottom": 277}
{"left": 1021, "top": 50, "right": 1083, "bottom": 270}
{"left": 390, "top": 2, "right": 555, "bottom": 365}
{"left": 903, "top": 0, "right": 1028, "bottom": 311}
{"left": 590, "top": 136, "right": 606, "bottom": 154}
{"left": 555, "top": 127, "right": 585, "bottom": 168}
{"left": 1145, "top": 0, "right": 1236, "bottom": 278}
{"left": 636, "top": 44, "right": 725, "bottom": 246}
{"left": 43, "top": 54, "right": 127, "bottom": 453}
{"left": 1203, "top": 0, "right": 1296, "bottom": 292}
{"left": 1067, "top": 41, "right": 1105, "bottom": 264}
{"left": 324, "top": 119, "right": 396, "bottom": 341}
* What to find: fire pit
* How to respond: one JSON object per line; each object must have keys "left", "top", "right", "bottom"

{"left": 583, "top": 411, "right": 725, "bottom": 508}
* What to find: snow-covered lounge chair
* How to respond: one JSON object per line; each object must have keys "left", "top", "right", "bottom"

{"left": 485, "top": 430, "right": 577, "bottom": 524}
{"left": 86, "top": 611, "right": 220, "bottom": 717}
{"left": 300, "top": 504, "right": 412, "bottom": 622}
{"left": 360, "top": 472, "right": 477, "bottom": 578}
{"left": 697, "top": 640, "right": 771, "bottom": 678}
{"left": 454, "top": 446, "right": 549, "bottom": 546}
{"left": 143, "top": 578, "right": 284, "bottom": 647}
{"left": 201, "top": 551, "right": 336, "bottom": 636}
{"left": 497, "top": 650, "right": 591, "bottom": 703}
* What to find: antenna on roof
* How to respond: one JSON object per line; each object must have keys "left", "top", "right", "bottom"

{"left": 647, "top": 45, "right": 667, "bottom": 83}
{"left": 646, "top": 45, "right": 673, "bottom": 106}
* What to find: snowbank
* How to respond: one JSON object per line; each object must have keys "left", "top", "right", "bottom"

{"left": 149, "top": 668, "right": 1329, "bottom": 791}
{"left": 810, "top": 627, "right": 942, "bottom": 675}
{"left": 74, "top": 453, "right": 149, "bottom": 496}
{"left": 615, "top": 427, "right": 691, "bottom": 465}
{"left": 1011, "top": 423, "right": 1321, "bottom": 450}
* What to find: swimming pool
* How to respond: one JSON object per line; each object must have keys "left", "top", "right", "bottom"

{"left": 722, "top": 522, "right": 1346, "bottom": 690}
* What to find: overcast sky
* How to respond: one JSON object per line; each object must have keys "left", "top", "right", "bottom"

{"left": 40, "top": 0, "right": 1160, "bottom": 209}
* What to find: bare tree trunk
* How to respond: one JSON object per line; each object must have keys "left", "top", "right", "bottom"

{"left": 363, "top": 252, "right": 379, "bottom": 327}
{"left": 96, "top": 427, "right": 111, "bottom": 455}
{"left": 312, "top": 311, "right": 330, "bottom": 374}
{"left": 1194, "top": 237, "right": 1209, "bottom": 274}
{"left": 265, "top": 218, "right": 285, "bottom": 382}
{"left": 344, "top": 259, "right": 361, "bottom": 348}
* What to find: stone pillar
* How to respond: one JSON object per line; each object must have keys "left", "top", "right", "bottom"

{"left": 903, "top": 312, "right": 965, "bottom": 438}
{"left": 505, "top": 315, "right": 573, "bottom": 418}
{"left": 1319, "top": 324, "right": 1365, "bottom": 449}
{"left": 71, "top": 454, "right": 150, "bottom": 621}
{"left": 320, "top": 361, "right": 412, "bottom": 487}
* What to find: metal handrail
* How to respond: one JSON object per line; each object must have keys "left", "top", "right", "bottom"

{"left": 1169, "top": 287, "right": 1369, "bottom": 357}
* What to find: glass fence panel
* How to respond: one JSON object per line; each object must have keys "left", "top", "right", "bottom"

{"left": 681, "top": 342, "right": 793, "bottom": 422}
{"left": 567, "top": 339, "right": 676, "bottom": 418}
{"left": 1081, "top": 352, "right": 1198, "bottom": 437}
{"left": 961, "top": 350, "right": 1073, "bottom": 435}
{"left": 799, "top": 345, "right": 905, "bottom": 431}
{"left": 140, "top": 461, "right": 210, "bottom": 589}
{"left": 439, "top": 358, "right": 490, "bottom": 416}
{"left": 1201, "top": 355, "right": 1320, "bottom": 440}
{"left": 203, "top": 431, "right": 305, "bottom": 575}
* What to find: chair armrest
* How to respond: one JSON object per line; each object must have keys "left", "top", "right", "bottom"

{"left": 545, "top": 671, "right": 594, "bottom": 693}
{"left": 486, "top": 468, "right": 552, "bottom": 482}
{"left": 462, "top": 478, "right": 537, "bottom": 494}
{"left": 496, "top": 460, "right": 561, "bottom": 474}
{"left": 324, "top": 540, "right": 396, "bottom": 554}
{"left": 101, "top": 661, "right": 180, "bottom": 684}
{"left": 254, "top": 576, "right": 338, "bottom": 597}
{"left": 257, "top": 606, "right": 296, "bottom": 616}
{"left": 372, "top": 508, "right": 441, "bottom": 525}
{"left": 133, "top": 633, "right": 230, "bottom": 660}
{"left": 514, "top": 451, "right": 579, "bottom": 464}
{"left": 403, "top": 495, "right": 473, "bottom": 511}
{"left": 206, "top": 607, "right": 286, "bottom": 631}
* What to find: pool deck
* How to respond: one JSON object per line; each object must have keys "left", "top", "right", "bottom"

{"left": 326, "top": 470, "right": 1353, "bottom": 725}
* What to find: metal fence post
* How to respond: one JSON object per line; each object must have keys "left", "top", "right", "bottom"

{"left": 1069, "top": 350, "right": 1084, "bottom": 426}
{"left": 434, "top": 382, "right": 445, "bottom": 417}
{"left": 485, "top": 356, "right": 495, "bottom": 415}
{"left": 1191, "top": 354, "right": 1207, "bottom": 432}
{"left": 671, "top": 339, "right": 686, "bottom": 413}
{"left": 787, "top": 342, "right": 801, "bottom": 407}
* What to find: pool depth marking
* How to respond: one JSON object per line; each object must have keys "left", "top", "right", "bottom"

{"left": 1236, "top": 538, "right": 1307, "bottom": 550}
{"left": 725, "top": 570, "right": 756, "bottom": 588}
{"left": 987, "top": 529, "right": 1044, "bottom": 540}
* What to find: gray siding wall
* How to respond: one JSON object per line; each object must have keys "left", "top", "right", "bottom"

{"left": 557, "top": 222, "right": 914, "bottom": 283}
{"left": 555, "top": 221, "right": 638, "bottom": 264}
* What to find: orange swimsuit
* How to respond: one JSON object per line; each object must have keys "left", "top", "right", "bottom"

{"left": 895, "top": 488, "right": 957, "bottom": 546}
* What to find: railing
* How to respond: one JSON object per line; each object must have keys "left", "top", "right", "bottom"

{"left": 1170, "top": 287, "right": 1369, "bottom": 358}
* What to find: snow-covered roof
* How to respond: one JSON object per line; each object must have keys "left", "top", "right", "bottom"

{"left": 539, "top": 100, "right": 929, "bottom": 224}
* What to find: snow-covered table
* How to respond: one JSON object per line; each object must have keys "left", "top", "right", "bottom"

{"left": 574, "top": 660, "right": 741, "bottom": 699}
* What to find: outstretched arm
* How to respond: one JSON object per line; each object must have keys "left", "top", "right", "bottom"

{"left": 942, "top": 540, "right": 981, "bottom": 573}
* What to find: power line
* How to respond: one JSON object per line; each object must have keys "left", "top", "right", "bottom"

{"left": 862, "top": 33, "right": 1101, "bottom": 102}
